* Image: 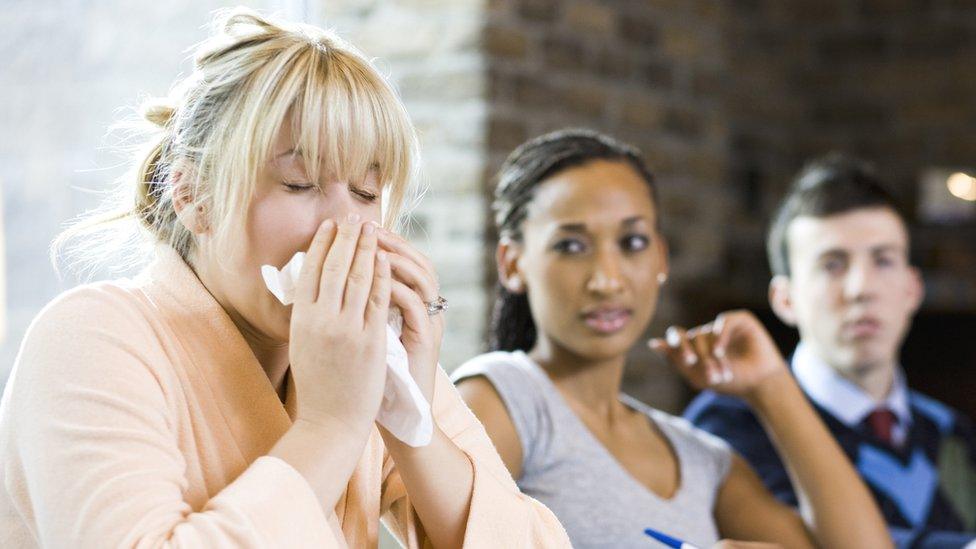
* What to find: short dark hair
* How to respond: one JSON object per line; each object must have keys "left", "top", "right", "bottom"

{"left": 767, "top": 153, "right": 907, "bottom": 277}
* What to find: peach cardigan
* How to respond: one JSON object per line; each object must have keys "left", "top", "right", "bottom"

{"left": 0, "top": 246, "right": 570, "bottom": 548}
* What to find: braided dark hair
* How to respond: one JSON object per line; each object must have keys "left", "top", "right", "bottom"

{"left": 489, "top": 128, "right": 658, "bottom": 352}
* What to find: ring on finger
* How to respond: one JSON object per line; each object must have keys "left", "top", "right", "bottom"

{"left": 424, "top": 296, "right": 449, "bottom": 317}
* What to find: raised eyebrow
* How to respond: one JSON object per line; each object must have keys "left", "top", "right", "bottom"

{"left": 621, "top": 216, "right": 646, "bottom": 226}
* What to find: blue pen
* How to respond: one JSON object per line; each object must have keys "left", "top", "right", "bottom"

{"left": 643, "top": 527, "right": 701, "bottom": 549}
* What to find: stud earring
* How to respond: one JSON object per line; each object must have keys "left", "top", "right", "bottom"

{"left": 657, "top": 273, "right": 668, "bottom": 285}
{"left": 508, "top": 276, "right": 523, "bottom": 293}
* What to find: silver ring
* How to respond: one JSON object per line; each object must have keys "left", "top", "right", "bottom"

{"left": 425, "top": 296, "right": 448, "bottom": 316}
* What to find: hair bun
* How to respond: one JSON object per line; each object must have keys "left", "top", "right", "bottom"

{"left": 141, "top": 101, "right": 176, "bottom": 129}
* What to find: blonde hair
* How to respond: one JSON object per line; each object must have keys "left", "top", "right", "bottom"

{"left": 53, "top": 7, "right": 420, "bottom": 274}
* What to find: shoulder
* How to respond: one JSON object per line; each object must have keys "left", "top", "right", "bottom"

{"left": 452, "top": 351, "right": 531, "bottom": 383}
{"left": 10, "top": 280, "right": 166, "bottom": 400}
{"left": 2, "top": 280, "right": 174, "bottom": 446}
{"left": 25, "top": 279, "right": 153, "bottom": 338}
{"left": 909, "top": 390, "right": 963, "bottom": 435}
{"left": 450, "top": 353, "right": 533, "bottom": 476}
{"left": 683, "top": 390, "right": 761, "bottom": 433}
{"left": 21, "top": 280, "right": 160, "bottom": 354}
{"left": 453, "top": 351, "right": 544, "bottom": 421}
{"left": 453, "top": 352, "right": 544, "bottom": 408}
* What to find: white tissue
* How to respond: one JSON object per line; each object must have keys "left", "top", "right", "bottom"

{"left": 261, "top": 252, "right": 434, "bottom": 447}
{"left": 261, "top": 252, "right": 306, "bottom": 306}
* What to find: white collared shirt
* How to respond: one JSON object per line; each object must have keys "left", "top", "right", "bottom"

{"left": 792, "top": 342, "right": 912, "bottom": 447}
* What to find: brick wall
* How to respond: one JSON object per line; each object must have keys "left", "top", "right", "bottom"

{"left": 720, "top": 0, "right": 976, "bottom": 312}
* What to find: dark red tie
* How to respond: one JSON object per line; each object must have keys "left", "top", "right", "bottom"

{"left": 866, "top": 408, "right": 898, "bottom": 446}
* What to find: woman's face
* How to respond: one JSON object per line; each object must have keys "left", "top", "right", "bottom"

{"left": 196, "top": 123, "right": 383, "bottom": 344}
{"left": 512, "top": 159, "right": 667, "bottom": 362}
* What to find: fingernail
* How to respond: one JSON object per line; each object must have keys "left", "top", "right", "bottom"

{"left": 321, "top": 219, "right": 334, "bottom": 230}
{"left": 666, "top": 327, "right": 679, "bottom": 346}
{"left": 363, "top": 222, "right": 376, "bottom": 235}
{"left": 346, "top": 213, "right": 360, "bottom": 224}
{"left": 377, "top": 250, "right": 388, "bottom": 262}
{"left": 724, "top": 369, "right": 735, "bottom": 383}
{"left": 710, "top": 371, "right": 723, "bottom": 385}
{"left": 714, "top": 347, "right": 725, "bottom": 359}
{"left": 685, "top": 353, "right": 697, "bottom": 366}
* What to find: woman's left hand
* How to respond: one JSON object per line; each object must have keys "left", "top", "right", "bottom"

{"left": 377, "top": 228, "right": 443, "bottom": 401}
{"left": 649, "top": 310, "right": 790, "bottom": 401}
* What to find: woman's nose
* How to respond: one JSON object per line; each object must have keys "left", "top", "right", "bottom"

{"left": 586, "top": 252, "right": 624, "bottom": 295}
{"left": 317, "top": 183, "right": 374, "bottom": 224}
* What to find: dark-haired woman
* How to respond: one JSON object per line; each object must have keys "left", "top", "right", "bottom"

{"left": 453, "top": 129, "right": 892, "bottom": 549}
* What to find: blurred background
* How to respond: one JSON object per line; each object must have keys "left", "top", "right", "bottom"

{"left": 1, "top": 0, "right": 975, "bottom": 445}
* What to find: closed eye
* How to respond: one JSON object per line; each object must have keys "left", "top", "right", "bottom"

{"left": 283, "top": 182, "right": 317, "bottom": 193}
{"left": 352, "top": 187, "right": 379, "bottom": 203}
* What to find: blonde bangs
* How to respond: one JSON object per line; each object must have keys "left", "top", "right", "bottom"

{"left": 56, "top": 8, "right": 424, "bottom": 275}
{"left": 203, "top": 32, "right": 419, "bottom": 258}
{"left": 292, "top": 44, "right": 418, "bottom": 230}
{"left": 206, "top": 55, "right": 285, "bottom": 229}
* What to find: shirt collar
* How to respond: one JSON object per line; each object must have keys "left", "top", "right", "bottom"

{"left": 792, "top": 341, "right": 911, "bottom": 428}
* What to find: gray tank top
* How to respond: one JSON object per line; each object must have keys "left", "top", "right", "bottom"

{"left": 453, "top": 351, "right": 732, "bottom": 548}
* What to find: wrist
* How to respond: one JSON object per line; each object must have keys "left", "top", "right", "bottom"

{"left": 407, "top": 352, "right": 437, "bottom": 403}
{"left": 743, "top": 368, "right": 799, "bottom": 414}
{"left": 378, "top": 422, "right": 442, "bottom": 456}
{"left": 293, "top": 410, "right": 373, "bottom": 443}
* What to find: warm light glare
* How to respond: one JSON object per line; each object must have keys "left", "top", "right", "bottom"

{"left": 946, "top": 172, "right": 976, "bottom": 202}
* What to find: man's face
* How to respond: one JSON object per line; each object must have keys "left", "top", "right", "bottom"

{"left": 780, "top": 207, "right": 923, "bottom": 377}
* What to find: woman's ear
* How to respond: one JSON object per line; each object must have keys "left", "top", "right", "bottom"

{"left": 171, "top": 171, "right": 209, "bottom": 234}
{"left": 769, "top": 275, "right": 798, "bottom": 327}
{"left": 496, "top": 237, "right": 525, "bottom": 294}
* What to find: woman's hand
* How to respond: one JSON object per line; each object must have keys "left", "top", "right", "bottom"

{"left": 649, "top": 310, "right": 790, "bottom": 401}
{"left": 288, "top": 215, "right": 392, "bottom": 434}
{"left": 653, "top": 312, "right": 893, "bottom": 549}
{"left": 377, "top": 228, "right": 443, "bottom": 402}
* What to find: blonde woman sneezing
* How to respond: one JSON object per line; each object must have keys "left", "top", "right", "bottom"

{"left": 0, "top": 9, "right": 569, "bottom": 548}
